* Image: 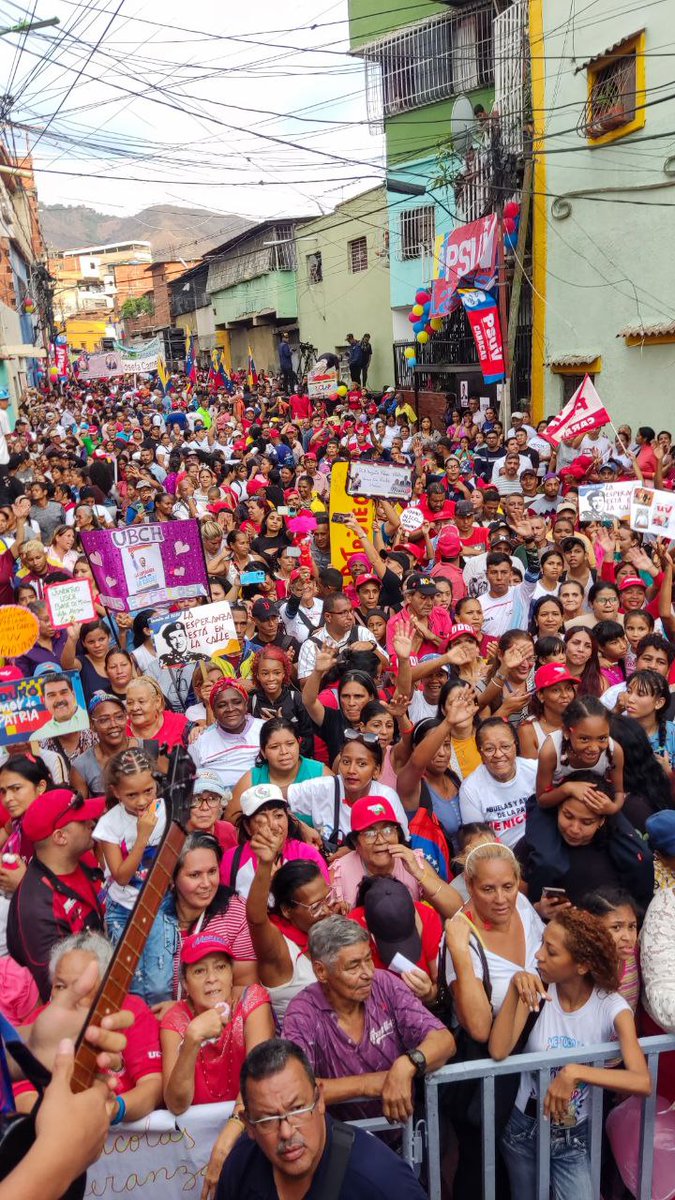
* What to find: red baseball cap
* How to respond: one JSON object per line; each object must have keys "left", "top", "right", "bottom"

{"left": 0, "top": 666, "right": 23, "bottom": 682}
{"left": 619, "top": 576, "right": 647, "bottom": 592}
{"left": 354, "top": 573, "right": 381, "bottom": 590}
{"left": 350, "top": 796, "right": 400, "bottom": 833}
{"left": 181, "top": 933, "right": 233, "bottom": 965}
{"left": 400, "top": 541, "right": 426, "bottom": 562}
{"left": 448, "top": 623, "right": 480, "bottom": 644}
{"left": 436, "top": 530, "right": 462, "bottom": 558}
{"left": 246, "top": 478, "right": 268, "bottom": 495}
{"left": 303, "top": 452, "right": 317, "bottom": 461}
{"left": 534, "top": 663, "right": 580, "bottom": 691}
{"left": 22, "top": 789, "right": 105, "bottom": 843}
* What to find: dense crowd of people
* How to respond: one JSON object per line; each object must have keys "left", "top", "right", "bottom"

{"left": 1, "top": 367, "right": 674, "bottom": 1200}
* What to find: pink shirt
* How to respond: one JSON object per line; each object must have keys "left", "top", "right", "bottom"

{"left": 386, "top": 605, "right": 453, "bottom": 658}
{"left": 220, "top": 837, "right": 329, "bottom": 897}
{"left": 331, "top": 847, "right": 426, "bottom": 909}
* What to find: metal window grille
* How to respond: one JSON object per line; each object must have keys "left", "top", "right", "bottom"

{"left": 399, "top": 206, "right": 436, "bottom": 261}
{"left": 455, "top": 148, "right": 492, "bottom": 223}
{"left": 586, "top": 51, "right": 637, "bottom": 138}
{"left": 307, "top": 252, "right": 322, "bottom": 284}
{"left": 493, "top": 0, "right": 529, "bottom": 155}
{"left": 348, "top": 236, "right": 368, "bottom": 273}
{"left": 361, "top": 5, "right": 493, "bottom": 129}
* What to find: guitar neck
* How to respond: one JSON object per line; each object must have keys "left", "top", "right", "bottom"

{"left": 71, "top": 821, "right": 186, "bottom": 1094}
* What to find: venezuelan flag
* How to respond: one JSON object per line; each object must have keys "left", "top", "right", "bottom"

{"left": 247, "top": 346, "right": 258, "bottom": 389}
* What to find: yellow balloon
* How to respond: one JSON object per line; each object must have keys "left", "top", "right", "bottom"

{"left": 430, "top": 318, "right": 443, "bottom": 331}
{"left": 337, "top": 384, "right": 348, "bottom": 396}
{"left": 412, "top": 304, "right": 424, "bottom": 317}
{"left": 416, "top": 331, "right": 429, "bottom": 344}
{"left": 404, "top": 346, "right": 416, "bottom": 359}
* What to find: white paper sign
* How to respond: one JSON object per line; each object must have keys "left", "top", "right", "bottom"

{"left": 399, "top": 506, "right": 425, "bottom": 533}
{"left": 630, "top": 486, "right": 675, "bottom": 537}
{"left": 150, "top": 600, "right": 240, "bottom": 666}
{"left": 347, "top": 461, "right": 413, "bottom": 502}
{"left": 44, "top": 579, "right": 96, "bottom": 629}
{"left": 579, "top": 481, "right": 637, "bottom": 523}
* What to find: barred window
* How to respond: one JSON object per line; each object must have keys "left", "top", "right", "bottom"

{"left": 348, "top": 237, "right": 368, "bottom": 273}
{"left": 399, "top": 207, "right": 436, "bottom": 261}
{"left": 307, "top": 252, "right": 322, "bottom": 284}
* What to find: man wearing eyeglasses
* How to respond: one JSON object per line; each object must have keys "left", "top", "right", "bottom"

{"left": 216, "top": 1038, "right": 428, "bottom": 1200}
{"left": 7, "top": 788, "right": 105, "bottom": 1000}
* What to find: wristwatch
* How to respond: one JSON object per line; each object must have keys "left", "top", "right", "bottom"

{"left": 405, "top": 1049, "right": 427, "bottom": 1078}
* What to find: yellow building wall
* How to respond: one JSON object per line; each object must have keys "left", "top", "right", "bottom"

{"left": 65, "top": 316, "right": 109, "bottom": 353}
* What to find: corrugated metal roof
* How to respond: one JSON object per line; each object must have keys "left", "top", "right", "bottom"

{"left": 545, "top": 353, "right": 600, "bottom": 366}
{"left": 575, "top": 31, "right": 642, "bottom": 72}
{"left": 617, "top": 320, "right": 675, "bottom": 338}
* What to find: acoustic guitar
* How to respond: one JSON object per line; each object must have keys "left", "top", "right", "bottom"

{"left": 0, "top": 744, "right": 195, "bottom": 1199}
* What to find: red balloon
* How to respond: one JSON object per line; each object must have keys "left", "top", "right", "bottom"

{"left": 408, "top": 311, "right": 419, "bottom": 323}
{"left": 503, "top": 216, "right": 516, "bottom": 234}
{"left": 415, "top": 290, "right": 430, "bottom": 305}
{"left": 504, "top": 201, "right": 520, "bottom": 219}
{"left": 424, "top": 324, "right": 433, "bottom": 335}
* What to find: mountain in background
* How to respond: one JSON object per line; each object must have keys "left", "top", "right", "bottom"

{"left": 38, "top": 203, "right": 253, "bottom": 259}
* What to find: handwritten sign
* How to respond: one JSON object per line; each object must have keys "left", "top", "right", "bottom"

{"left": 45, "top": 579, "right": 96, "bottom": 629}
{"left": 0, "top": 606, "right": 39, "bottom": 659}
{"left": 150, "top": 601, "right": 240, "bottom": 666}
{"left": 307, "top": 363, "right": 338, "bottom": 399}
{"left": 0, "top": 670, "right": 88, "bottom": 745}
{"left": 347, "top": 461, "right": 412, "bottom": 502}
{"left": 579, "top": 482, "right": 636, "bottom": 523}
{"left": 81, "top": 520, "right": 209, "bottom": 612}
{"left": 399, "top": 506, "right": 425, "bottom": 533}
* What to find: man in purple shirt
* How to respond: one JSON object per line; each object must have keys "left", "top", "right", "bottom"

{"left": 282, "top": 915, "right": 455, "bottom": 1121}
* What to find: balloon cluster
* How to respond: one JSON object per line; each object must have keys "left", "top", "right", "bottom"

{"left": 404, "top": 288, "right": 443, "bottom": 369}
{"left": 23, "top": 296, "right": 35, "bottom": 314}
{"left": 503, "top": 200, "right": 521, "bottom": 255}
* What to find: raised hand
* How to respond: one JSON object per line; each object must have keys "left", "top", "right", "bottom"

{"left": 392, "top": 616, "right": 415, "bottom": 660}
{"left": 314, "top": 645, "right": 339, "bottom": 675}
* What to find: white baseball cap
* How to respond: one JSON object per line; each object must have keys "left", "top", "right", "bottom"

{"left": 239, "top": 783, "right": 287, "bottom": 817}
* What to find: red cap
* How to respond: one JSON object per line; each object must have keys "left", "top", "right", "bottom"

{"left": 246, "top": 478, "right": 268, "bottom": 495}
{"left": 436, "top": 530, "right": 461, "bottom": 558}
{"left": 304, "top": 452, "right": 317, "bottom": 461}
{"left": 534, "top": 663, "right": 581, "bottom": 690}
{"left": 0, "top": 666, "right": 23, "bottom": 682}
{"left": 619, "top": 576, "right": 647, "bottom": 592}
{"left": 448, "top": 623, "right": 480, "bottom": 645}
{"left": 350, "top": 796, "right": 400, "bottom": 833}
{"left": 400, "top": 541, "right": 426, "bottom": 562}
{"left": 22, "top": 789, "right": 105, "bottom": 843}
{"left": 206, "top": 501, "right": 234, "bottom": 515}
{"left": 354, "top": 573, "right": 381, "bottom": 590}
{"left": 289, "top": 568, "right": 304, "bottom": 582}
{"left": 181, "top": 933, "right": 233, "bottom": 965}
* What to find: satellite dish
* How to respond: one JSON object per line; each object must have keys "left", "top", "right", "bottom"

{"left": 450, "top": 94, "right": 477, "bottom": 155}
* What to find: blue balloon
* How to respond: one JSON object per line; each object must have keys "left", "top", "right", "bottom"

{"left": 408, "top": 357, "right": 417, "bottom": 368}
{"left": 504, "top": 232, "right": 518, "bottom": 251}
{"left": 412, "top": 321, "right": 425, "bottom": 334}
{"left": 422, "top": 302, "right": 431, "bottom": 316}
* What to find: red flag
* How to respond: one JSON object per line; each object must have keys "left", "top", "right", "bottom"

{"left": 542, "top": 375, "right": 611, "bottom": 446}
{"left": 459, "top": 289, "right": 504, "bottom": 384}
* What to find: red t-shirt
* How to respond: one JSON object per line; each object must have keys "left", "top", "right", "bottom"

{"left": 160, "top": 984, "right": 270, "bottom": 1103}
{"left": 459, "top": 527, "right": 489, "bottom": 550}
{"left": 348, "top": 902, "right": 443, "bottom": 974}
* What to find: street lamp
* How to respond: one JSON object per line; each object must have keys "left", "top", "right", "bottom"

{"left": 0, "top": 17, "right": 59, "bottom": 35}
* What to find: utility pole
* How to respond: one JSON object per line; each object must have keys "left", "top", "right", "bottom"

{"left": 0, "top": 17, "right": 59, "bottom": 35}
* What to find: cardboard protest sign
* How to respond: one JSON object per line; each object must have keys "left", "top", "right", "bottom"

{"left": 579, "top": 482, "right": 636, "bottom": 523}
{"left": 0, "top": 670, "right": 88, "bottom": 746}
{"left": 80, "top": 520, "right": 209, "bottom": 612}
{"left": 150, "top": 602, "right": 240, "bottom": 667}
{"left": 45, "top": 579, "right": 96, "bottom": 629}
{"left": 329, "top": 462, "right": 374, "bottom": 583}
{"left": 0, "top": 607, "right": 39, "bottom": 659}
{"left": 630, "top": 487, "right": 675, "bottom": 538}
{"left": 307, "top": 363, "right": 338, "bottom": 399}
{"left": 399, "top": 506, "right": 425, "bottom": 533}
{"left": 347, "top": 461, "right": 412, "bottom": 502}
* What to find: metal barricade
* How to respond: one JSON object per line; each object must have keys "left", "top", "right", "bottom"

{"left": 425, "top": 1033, "right": 675, "bottom": 1200}
{"left": 347, "top": 1113, "right": 419, "bottom": 1168}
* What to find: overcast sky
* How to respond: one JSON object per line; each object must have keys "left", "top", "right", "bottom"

{"left": 0, "top": 0, "right": 388, "bottom": 224}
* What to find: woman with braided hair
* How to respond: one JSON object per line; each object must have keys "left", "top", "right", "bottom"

{"left": 491, "top": 907, "right": 650, "bottom": 1200}
{"left": 93, "top": 747, "right": 177, "bottom": 1004}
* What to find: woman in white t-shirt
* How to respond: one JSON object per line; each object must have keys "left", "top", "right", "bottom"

{"left": 490, "top": 908, "right": 650, "bottom": 1200}
{"left": 459, "top": 718, "right": 537, "bottom": 848}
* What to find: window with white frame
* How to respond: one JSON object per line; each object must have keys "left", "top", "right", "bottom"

{"left": 362, "top": 6, "right": 493, "bottom": 127}
{"left": 348, "top": 236, "right": 368, "bottom": 273}
{"left": 399, "top": 207, "right": 436, "bottom": 261}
